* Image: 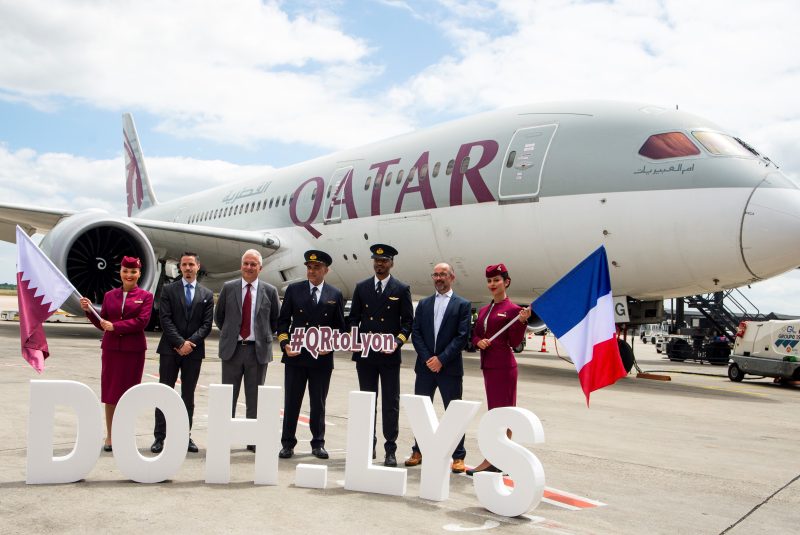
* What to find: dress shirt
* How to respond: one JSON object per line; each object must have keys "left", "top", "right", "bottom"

{"left": 433, "top": 289, "right": 453, "bottom": 345}
{"left": 373, "top": 274, "right": 391, "bottom": 292}
{"left": 309, "top": 280, "right": 324, "bottom": 302}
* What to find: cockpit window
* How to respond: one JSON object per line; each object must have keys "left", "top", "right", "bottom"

{"left": 692, "top": 131, "right": 754, "bottom": 158}
{"left": 638, "top": 132, "right": 701, "bottom": 159}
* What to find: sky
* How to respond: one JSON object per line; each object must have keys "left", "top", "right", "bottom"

{"left": 1, "top": 0, "right": 800, "bottom": 313}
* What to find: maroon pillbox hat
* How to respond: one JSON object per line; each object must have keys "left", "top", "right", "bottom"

{"left": 485, "top": 263, "right": 509, "bottom": 278}
{"left": 121, "top": 256, "right": 142, "bottom": 269}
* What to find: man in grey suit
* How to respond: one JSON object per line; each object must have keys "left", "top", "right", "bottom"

{"left": 215, "top": 249, "right": 280, "bottom": 451}
{"left": 150, "top": 251, "right": 214, "bottom": 454}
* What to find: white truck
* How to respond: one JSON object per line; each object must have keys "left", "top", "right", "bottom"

{"left": 729, "top": 320, "right": 800, "bottom": 382}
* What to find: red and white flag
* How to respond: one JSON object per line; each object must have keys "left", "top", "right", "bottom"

{"left": 16, "top": 226, "right": 76, "bottom": 373}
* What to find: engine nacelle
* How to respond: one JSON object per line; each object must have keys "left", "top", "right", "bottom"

{"left": 38, "top": 210, "right": 157, "bottom": 314}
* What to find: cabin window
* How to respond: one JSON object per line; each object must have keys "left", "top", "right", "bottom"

{"left": 638, "top": 132, "right": 700, "bottom": 159}
{"left": 364, "top": 176, "right": 372, "bottom": 190}
{"left": 375, "top": 172, "right": 384, "bottom": 188}
{"left": 269, "top": 198, "right": 274, "bottom": 208}
{"left": 386, "top": 172, "right": 393, "bottom": 185}
{"left": 433, "top": 162, "right": 441, "bottom": 177}
{"left": 214, "top": 209, "right": 219, "bottom": 219}
{"left": 327, "top": 184, "right": 333, "bottom": 198}
{"left": 506, "top": 151, "right": 516, "bottom": 168}
{"left": 282, "top": 194, "right": 288, "bottom": 206}
{"left": 446, "top": 159, "right": 454, "bottom": 175}
{"left": 244, "top": 204, "right": 249, "bottom": 214}
{"left": 408, "top": 167, "right": 416, "bottom": 182}
{"left": 385, "top": 172, "right": 391, "bottom": 187}
{"left": 250, "top": 201, "right": 255, "bottom": 212}
{"left": 419, "top": 164, "right": 428, "bottom": 180}
{"left": 692, "top": 131, "right": 754, "bottom": 158}
{"left": 459, "top": 157, "right": 470, "bottom": 173}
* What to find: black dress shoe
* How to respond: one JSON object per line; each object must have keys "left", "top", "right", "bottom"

{"left": 246, "top": 444, "right": 257, "bottom": 453}
{"left": 384, "top": 452, "right": 397, "bottom": 467}
{"left": 311, "top": 447, "right": 329, "bottom": 459}
{"left": 188, "top": 438, "right": 199, "bottom": 453}
{"left": 103, "top": 444, "right": 112, "bottom": 453}
{"left": 150, "top": 439, "right": 163, "bottom": 454}
{"left": 279, "top": 447, "right": 294, "bottom": 458}
{"left": 466, "top": 464, "right": 501, "bottom": 476}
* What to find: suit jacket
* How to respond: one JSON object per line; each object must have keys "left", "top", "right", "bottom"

{"left": 277, "top": 280, "right": 345, "bottom": 369}
{"left": 215, "top": 278, "right": 280, "bottom": 365}
{"left": 87, "top": 286, "right": 153, "bottom": 352}
{"left": 156, "top": 279, "right": 214, "bottom": 360}
{"left": 412, "top": 291, "right": 471, "bottom": 377}
{"left": 348, "top": 275, "right": 413, "bottom": 366}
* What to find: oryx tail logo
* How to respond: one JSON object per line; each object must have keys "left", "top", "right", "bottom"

{"left": 124, "top": 130, "right": 144, "bottom": 217}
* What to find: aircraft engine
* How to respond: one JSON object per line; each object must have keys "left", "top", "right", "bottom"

{"left": 37, "top": 210, "right": 157, "bottom": 314}
{"left": 526, "top": 309, "right": 547, "bottom": 334}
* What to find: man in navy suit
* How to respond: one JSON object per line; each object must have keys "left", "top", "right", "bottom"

{"left": 151, "top": 252, "right": 214, "bottom": 454}
{"left": 404, "top": 262, "right": 471, "bottom": 473}
{"left": 348, "top": 244, "right": 413, "bottom": 467}
{"left": 276, "top": 250, "right": 345, "bottom": 459}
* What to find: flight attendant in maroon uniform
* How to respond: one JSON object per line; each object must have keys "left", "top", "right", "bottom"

{"left": 80, "top": 256, "right": 153, "bottom": 451}
{"left": 467, "top": 263, "right": 530, "bottom": 475}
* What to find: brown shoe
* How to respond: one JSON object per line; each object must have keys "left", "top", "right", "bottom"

{"left": 451, "top": 459, "right": 466, "bottom": 473}
{"left": 404, "top": 451, "right": 422, "bottom": 467}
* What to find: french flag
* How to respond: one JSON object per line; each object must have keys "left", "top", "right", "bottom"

{"left": 16, "top": 226, "right": 75, "bottom": 373}
{"left": 532, "top": 246, "right": 626, "bottom": 405}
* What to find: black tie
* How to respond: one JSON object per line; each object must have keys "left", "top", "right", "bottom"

{"left": 311, "top": 286, "right": 318, "bottom": 306}
{"left": 376, "top": 280, "right": 382, "bottom": 295}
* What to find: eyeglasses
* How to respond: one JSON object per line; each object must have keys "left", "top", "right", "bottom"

{"left": 431, "top": 273, "right": 450, "bottom": 279}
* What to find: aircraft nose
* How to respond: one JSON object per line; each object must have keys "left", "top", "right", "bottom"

{"left": 740, "top": 172, "right": 800, "bottom": 279}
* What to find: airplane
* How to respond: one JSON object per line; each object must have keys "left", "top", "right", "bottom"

{"left": 1, "top": 100, "right": 798, "bottom": 339}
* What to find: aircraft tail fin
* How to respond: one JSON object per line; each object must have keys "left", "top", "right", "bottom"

{"left": 123, "top": 113, "right": 158, "bottom": 216}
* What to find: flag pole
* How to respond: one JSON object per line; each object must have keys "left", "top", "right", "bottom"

{"left": 16, "top": 225, "right": 103, "bottom": 322}
{"left": 487, "top": 306, "right": 530, "bottom": 342}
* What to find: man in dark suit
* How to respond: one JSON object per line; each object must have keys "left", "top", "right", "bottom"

{"left": 215, "top": 249, "right": 280, "bottom": 451}
{"left": 403, "top": 262, "right": 471, "bottom": 473}
{"left": 348, "top": 244, "right": 413, "bottom": 467}
{"left": 150, "top": 252, "right": 214, "bottom": 454}
{"left": 276, "top": 250, "right": 345, "bottom": 459}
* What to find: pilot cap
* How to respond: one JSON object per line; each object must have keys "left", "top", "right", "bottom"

{"left": 370, "top": 244, "right": 398, "bottom": 260}
{"left": 121, "top": 256, "right": 142, "bottom": 269}
{"left": 304, "top": 250, "right": 332, "bottom": 266}
{"left": 485, "top": 263, "right": 509, "bottom": 278}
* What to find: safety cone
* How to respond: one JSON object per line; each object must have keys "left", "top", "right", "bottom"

{"left": 539, "top": 335, "right": 547, "bottom": 352}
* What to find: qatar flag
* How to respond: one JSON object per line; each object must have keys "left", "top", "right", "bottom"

{"left": 15, "top": 226, "right": 76, "bottom": 373}
{"left": 532, "top": 246, "right": 627, "bottom": 405}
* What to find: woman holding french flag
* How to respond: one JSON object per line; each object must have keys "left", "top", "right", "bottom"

{"left": 467, "top": 263, "right": 530, "bottom": 476}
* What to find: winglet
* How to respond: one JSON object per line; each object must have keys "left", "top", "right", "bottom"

{"left": 122, "top": 113, "right": 158, "bottom": 216}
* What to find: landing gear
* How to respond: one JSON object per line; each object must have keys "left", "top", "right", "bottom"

{"left": 728, "top": 363, "right": 745, "bottom": 382}
{"left": 618, "top": 338, "right": 634, "bottom": 374}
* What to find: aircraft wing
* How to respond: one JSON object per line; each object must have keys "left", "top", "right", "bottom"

{"left": 130, "top": 218, "right": 281, "bottom": 273}
{"left": 0, "top": 203, "right": 75, "bottom": 242}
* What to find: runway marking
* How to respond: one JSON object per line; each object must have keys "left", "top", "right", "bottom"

{"left": 461, "top": 466, "right": 604, "bottom": 510}
{"left": 145, "top": 373, "right": 334, "bottom": 426}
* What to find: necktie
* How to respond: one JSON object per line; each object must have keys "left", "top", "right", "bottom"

{"left": 376, "top": 280, "right": 382, "bottom": 295}
{"left": 311, "top": 286, "right": 318, "bottom": 306}
{"left": 240, "top": 283, "right": 252, "bottom": 340}
{"left": 185, "top": 284, "right": 192, "bottom": 311}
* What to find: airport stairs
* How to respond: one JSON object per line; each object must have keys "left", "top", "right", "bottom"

{"left": 683, "top": 289, "right": 767, "bottom": 339}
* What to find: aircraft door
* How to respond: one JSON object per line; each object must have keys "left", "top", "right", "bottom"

{"left": 324, "top": 166, "right": 354, "bottom": 224}
{"left": 498, "top": 124, "right": 558, "bottom": 202}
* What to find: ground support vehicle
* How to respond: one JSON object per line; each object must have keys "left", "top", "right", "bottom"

{"left": 729, "top": 320, "right": 800, "bottom": 382}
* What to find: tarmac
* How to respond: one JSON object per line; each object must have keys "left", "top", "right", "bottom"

{"left": 1, "top": 317, "right": 798, "bottom": 534}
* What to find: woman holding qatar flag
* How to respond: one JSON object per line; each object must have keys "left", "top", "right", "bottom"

{"left": 79, "top": 256, "right": 153, "bottom": 452}
{"left": 466, "top": 263, "right": 531, "bottom": 476}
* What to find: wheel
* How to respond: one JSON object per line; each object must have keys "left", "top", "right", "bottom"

{"left": 617, "top": 339, "right": 634, "bottom": 374}
{"left": 642, "top": 337, "right": 647, "bottom": 344}
{"left": 512, "top": 340, "right": 526, "bottom": 353}
{"left": 728, "top": 363, "right": 745, "bottom": 382}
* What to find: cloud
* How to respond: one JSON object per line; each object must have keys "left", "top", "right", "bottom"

{"left": 0, "top": 143, "right": 273, "bottom": 214}
{"left": 0, "top": 0, "right": 414, "bottom": 150}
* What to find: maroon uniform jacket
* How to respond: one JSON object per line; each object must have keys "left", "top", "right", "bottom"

{"left": 471, "top": 297, "right": 526, "bottom": 369}
{"left": 88, "top": 286, "right": 153, "bottom": 352}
